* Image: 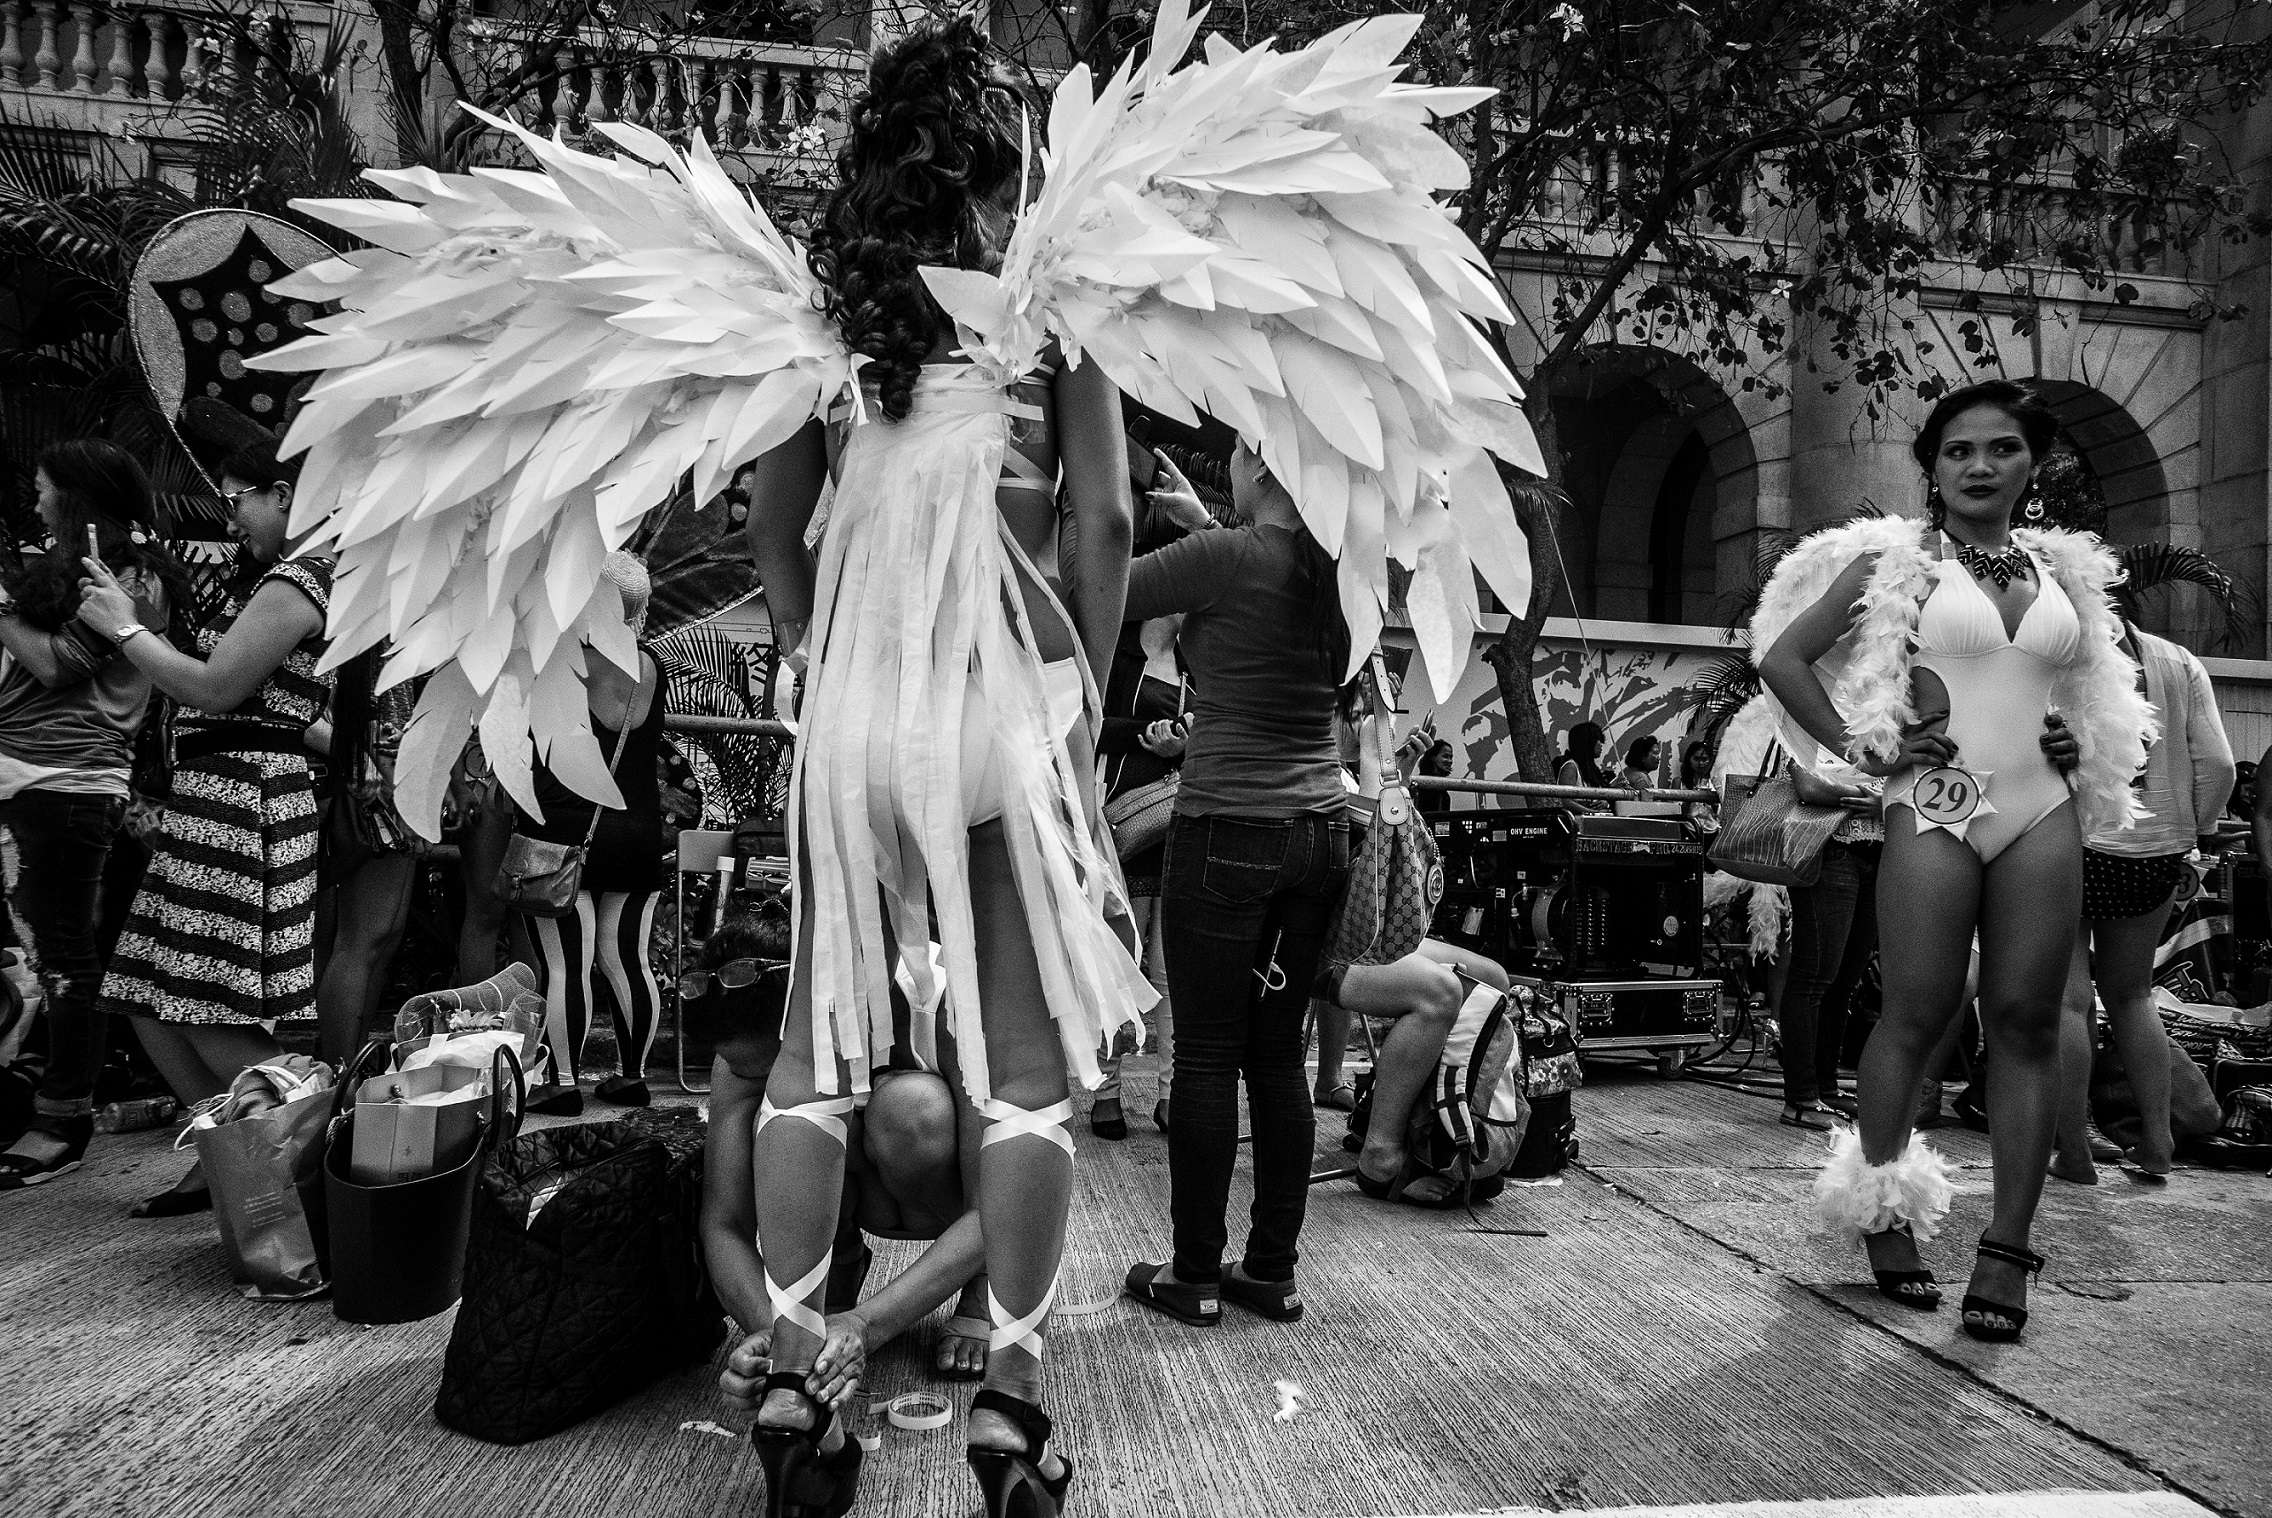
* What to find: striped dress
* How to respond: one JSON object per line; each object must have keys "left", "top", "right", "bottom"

{"left": 102, "top": 556, "right": 334, "bottom": 1027}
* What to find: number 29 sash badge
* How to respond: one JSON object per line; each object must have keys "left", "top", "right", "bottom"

{"left": 1907, "top": 765, "right": 1991, "bottom": 840}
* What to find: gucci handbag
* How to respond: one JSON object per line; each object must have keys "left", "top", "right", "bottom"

{"left": 494, "top": 699, "right": 636, "bottom": 917}
{"left": 1706, "top": 749, "right": 1850, "bottom": 888}
{"left": 1325, "top": 655, "right": 1444, "bottom": 967}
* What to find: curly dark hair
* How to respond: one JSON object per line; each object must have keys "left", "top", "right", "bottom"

{"left": 807, "top": 11, "right": 1027, "bottom": 422}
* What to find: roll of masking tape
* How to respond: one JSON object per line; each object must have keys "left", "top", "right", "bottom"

{"left": 885, "top": 1392, "right": 952, "bottom": 1432}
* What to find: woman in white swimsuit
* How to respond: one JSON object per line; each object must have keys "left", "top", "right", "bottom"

{"left": 1758, "top": 380, "right": 2150, "bottom": 1345}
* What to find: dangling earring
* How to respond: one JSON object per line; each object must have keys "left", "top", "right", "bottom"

{"left": 1925, "top": 481, "right": 1946, "bottom": 530}
{"left": 2021, "top": 489, "right": 2046, "bottom": 524}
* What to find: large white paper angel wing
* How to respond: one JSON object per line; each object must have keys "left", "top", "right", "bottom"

{"left": 924, "top": 2, "right": 1540, "bottom": 702}
{"left": 249, "top": 109, "right": 853, "bottom": 835}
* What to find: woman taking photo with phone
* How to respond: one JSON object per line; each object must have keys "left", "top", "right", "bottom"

{"left": 1118, "top": 440, "right": 1354, "bottom": 1330}
{"left": 79, "top": 437, "right": 335, "bottom": 1217}
{"left": 1755, "top": 380, "right": 2150, "bottom": 1343}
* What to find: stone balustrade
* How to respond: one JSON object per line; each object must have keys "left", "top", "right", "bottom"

{"left": 465, "top": 27, "right": 862, "bottom": 160}
{"left": 0, "top": 0, "right": 323, "bottom": 105}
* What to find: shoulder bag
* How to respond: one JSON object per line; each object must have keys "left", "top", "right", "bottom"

{"left": 1706, "top": 743, "right": 1851, "bottom": 888}
{"left": 1325, "top": 654, "right": 1444, "bottom": 967}
{"left": 494, "top": 689, "right": 639, "bottom": 916}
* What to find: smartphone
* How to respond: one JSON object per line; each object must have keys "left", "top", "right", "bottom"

{"left": 1125, "top": 418, "right": 1159, "bottom": 491}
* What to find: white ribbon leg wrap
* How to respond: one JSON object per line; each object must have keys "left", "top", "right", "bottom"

{"left": 977, "top": 1097, "right": 1074, "bottom": 1360}
{"left": 756, "top": 1095, "right": 856, "bottom": 1340}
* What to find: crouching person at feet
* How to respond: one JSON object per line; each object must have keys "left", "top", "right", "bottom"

{"left": 697, "top": 914, "right": 991, "bottom": 1415}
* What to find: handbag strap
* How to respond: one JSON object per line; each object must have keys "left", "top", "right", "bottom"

{"left": 578, "top": 671, "right": 645, "bottom": 851}
{"left": 1366, "top": 651, "right": 1405, "bottom": 791}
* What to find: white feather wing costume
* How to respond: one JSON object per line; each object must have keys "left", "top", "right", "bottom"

{"left": 248, "top": 112, "right": 855, "bottom": 834}
{"left": 254, "top": 4, "right": 1540, "bottom": 1099}
{"left": 927, "top": 1, "right": 1543, "bottom": 704}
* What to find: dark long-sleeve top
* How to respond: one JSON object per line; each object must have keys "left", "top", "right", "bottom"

{"left": 1098, "top": 624, "right": 1185, "bottom": 800}
{"left": 1125, "top": 524, "right": 1343, "bottom": 818}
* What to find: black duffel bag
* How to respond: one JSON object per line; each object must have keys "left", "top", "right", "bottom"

{"left": 435, "top": 1108, "right": 723, "bottom": 1444}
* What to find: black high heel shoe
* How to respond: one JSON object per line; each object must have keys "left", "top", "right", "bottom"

{"left": 1960, "top": 1238, "right": 2044, "bottom": 1344}
{"left": 1865, "top": 1222, "right": 1941, "bottom": 1311}
{"left": 751, "top": 1372, "right": 863, "bottom": 1518}
{"left": 968, "top": 1387, "right": 1073, "bottom": 1518}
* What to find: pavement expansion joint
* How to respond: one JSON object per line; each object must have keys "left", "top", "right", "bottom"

{"left": 1567, "top": 1158, "right": 2237, "bottom": 1518}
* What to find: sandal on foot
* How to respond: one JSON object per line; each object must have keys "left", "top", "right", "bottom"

{"left": 752, "top": 1372, "right": 863, "bottom": 1518}
{"left": 130, "top": 1167, "right": 212, "bottom": 1219}
{"left": 1780, "top": 1105, "right": 1836, "bottom": 1131}
{"left": 969, "top": 1388, "right": 1073, "bottom": 1518}
{"left": 0, "top": 1117, "right": 92, "bottom": 1192}
{"left": 2122, "top": 1148, "right": 2172, "bottom": 1183}
{"left": 1864, "top": 1222, "right": 1941, "bottom": 1311}
{"left": 1312, "top": 1081, "right": 1357, "bottom": 1112}
{"left": 1123, "top": 1260, "right": 1220, "bottom": 1326}
{"left": 935, "top": 1313, "right": 989, "bottom": 1380}
{"left": 1222, "top": 1265, "right": 1304, "bottom": 1322}
{"left": 1960, "top": 1239, "right": 2044, "bottom": 1344}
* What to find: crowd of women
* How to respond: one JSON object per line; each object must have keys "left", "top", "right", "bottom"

{"left": 0, "top": 435, "right": 679, "bottom": 1205}
{"left": 0, "top": 14, "right": 2244, "bottom": 1518}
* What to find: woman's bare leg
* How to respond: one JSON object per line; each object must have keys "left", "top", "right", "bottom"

{"left": 1310, "top": 1001, "right": 1354, "bottom": 1102}
{"left": 2051, "top": 929, "right": 2100, "bottom": 1183}
{"left": 1335, "top": 956, "right": 1461, "bottom": 1185}
{"left": 315, "top": 854, "right": 417, "bottom": 1065}
{"left": 1968, "top": 805, "right": 2085, "bottom": 1328}
{"left": 1856, "top": 822, "right": 1980, "bottom": 1277}
{"left": 2091, "top": 892, "right": 2179, "bottom": 1173}
{"left": 753, "top": 862, "right": 854, "bottom": 1442}
{"left": 964, "top": 818, "right": 1073, "bottom": 1476}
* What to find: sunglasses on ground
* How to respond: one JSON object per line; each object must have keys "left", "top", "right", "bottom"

{"left": 677, "top": 958, "right": 789, "bottom": 999}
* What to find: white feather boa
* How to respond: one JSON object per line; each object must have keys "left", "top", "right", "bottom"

{"left": 1746, "top": 516, "right": 2155, "bottom": 838}
{"left": 1811, "top": 1126, "right": 1957, "bottom": 1245}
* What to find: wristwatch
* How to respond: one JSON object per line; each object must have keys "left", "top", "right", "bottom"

{"left": 112, "top": 622, "right": 150, "bottom": 644}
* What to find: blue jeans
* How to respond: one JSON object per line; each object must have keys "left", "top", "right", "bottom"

{"left": 1781, "top": 840, "right": 1877, "bottom": 1107}
{"left": 1160, "top": 811, "right": 1349, "bottom": 1284}
{"left": 1, "top": 792, "right": 125, "bottom": 1128}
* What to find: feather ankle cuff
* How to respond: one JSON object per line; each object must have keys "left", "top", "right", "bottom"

{"left": 1810, "top": 1126, "right": 1955, "bottom": 1246}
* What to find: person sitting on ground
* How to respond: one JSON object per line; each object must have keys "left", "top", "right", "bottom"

{"left": 699, "top": 904, "right": 993, "bottom": 1413}
{"left": 1316, "top": 940, "right": 1513, "bottom": 1207}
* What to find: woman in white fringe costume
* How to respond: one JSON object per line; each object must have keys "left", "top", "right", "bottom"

{"left": 1754, "top": 380, "right": 2152, "bottom": 1343}
{"left": 740, "top": 19, "right": 1144, "bottom": 1517}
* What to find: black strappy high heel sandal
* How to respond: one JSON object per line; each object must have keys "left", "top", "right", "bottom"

{"left": 1865, "top": 1222, "right": 1942, "bottom": 1311}
{"left": 968, "top": 1387, "right": 1074, "bottom": 1518}
{"left": 752, "top": 1372, "right": 863, "bottom": 1518}
{"left": 1960, "top": 1238, "right": 2044, "bottom": 1344}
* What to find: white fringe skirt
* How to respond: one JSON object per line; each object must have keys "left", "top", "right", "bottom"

{"left": 790, "top": 369, "right": 1154, "bottom": 1103}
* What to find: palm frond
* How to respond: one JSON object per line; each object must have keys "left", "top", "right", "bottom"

{"left": 1684, "top": 650, "right": 1762, "bottom": 731}
{"left": 2114, "top": 542, "right": 2257, "bottom": 651}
